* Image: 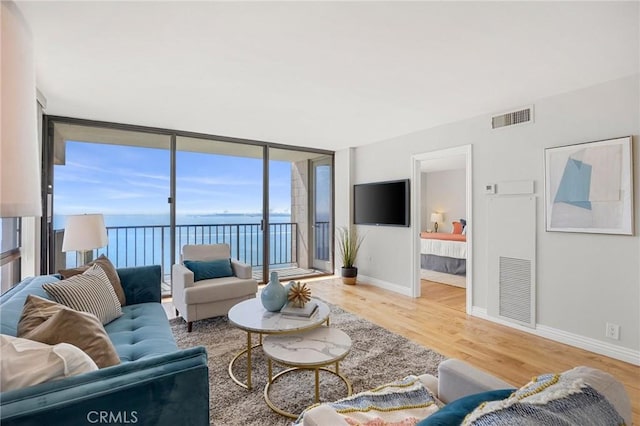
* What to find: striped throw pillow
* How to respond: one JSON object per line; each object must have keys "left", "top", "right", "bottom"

{"left": 44, "top": 264, "right": 122, "bottom": 325}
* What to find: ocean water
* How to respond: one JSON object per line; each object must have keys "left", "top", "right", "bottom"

{"left": 55, "top": 213, "right": 294, "bottom": 273}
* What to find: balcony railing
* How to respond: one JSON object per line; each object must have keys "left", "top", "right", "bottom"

{"left": 54, "top": 222, "right": 299, "bottom": 279}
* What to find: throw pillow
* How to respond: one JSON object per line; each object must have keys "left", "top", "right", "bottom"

{"left": 17, "top": 295, "right": 69, "bottom": 337}
{"left": 44, "top": 264, "right": 122, "bottom": 325}
{"left": 22, "top": 308, "right": 121, "bottom": 368}
{"left": 184, "top": 259, "right": 234, "bottom": 281}
{"left": 297, "top": 375, "right": 440, "bottom": 425}
{"left": 416, "top": 389, "right": 514, "bottom": 426}
{"left": 58, "top": 254, "right": 126, "bottom": 306}
{"left": 452, "top": 221, "right": 463, "bottom": 234}
{"left": 462, "top": 372, "right": 626, "bottom": 425}
{"left": 0, "top": 334, "right": 98, "bottom": 392}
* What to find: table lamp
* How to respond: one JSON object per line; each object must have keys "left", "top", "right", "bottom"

{"left": 62, "top": 214, "right": 108, "bottom": 265}
{"left": 430, "top": 212, "right": 443, "bottom": 233}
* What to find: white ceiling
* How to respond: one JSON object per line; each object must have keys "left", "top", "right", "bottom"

{"left": 16, "top": 1, "right": 639, "bottom": 151}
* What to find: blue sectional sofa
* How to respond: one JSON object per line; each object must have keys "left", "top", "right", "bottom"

{"left": 0, "top": 265, "right": 210, "bottom": 426}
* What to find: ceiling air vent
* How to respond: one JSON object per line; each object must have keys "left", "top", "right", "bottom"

{"left": 491, "top": 106, "right": 533, "bottom": 129}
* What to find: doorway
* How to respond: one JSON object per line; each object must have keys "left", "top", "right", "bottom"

{"left": 411, "top": 145, "right": 472, "bottom": 313}
{"left": 310, "top": 157, "right": 332, "bottom": 271}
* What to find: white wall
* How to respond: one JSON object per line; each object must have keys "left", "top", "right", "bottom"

{"left": 335, "top": 75, "right": 640, "bottom": 358}
{"left": 421, "top": 169, "right": 466, "bottom": 232}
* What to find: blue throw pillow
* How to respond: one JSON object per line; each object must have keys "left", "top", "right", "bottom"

{"left": 417, "top": 389, "right": 515, "bottom": 426}
{"left": 184, "top": 259, "right": 234, "bottom": 281}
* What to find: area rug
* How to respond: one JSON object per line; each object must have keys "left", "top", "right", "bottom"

{"left": 170, "top": 302, "right": 446, "bottom": 425}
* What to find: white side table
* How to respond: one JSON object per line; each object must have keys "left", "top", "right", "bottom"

{"left": 262, "top": 326, "right": 352, "bottom": 418}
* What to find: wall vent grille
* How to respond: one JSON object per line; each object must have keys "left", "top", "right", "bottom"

{"left": 499, "top": 256, "right": 532, "bottom": 324}
{"left": 492, "top": 107, "right": 532, "bottom": 129}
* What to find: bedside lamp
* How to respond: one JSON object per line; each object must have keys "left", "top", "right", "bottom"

{"left": 62, "top": 214, "right": 108, "bottom": 265}
{"left": 430, "top": 212, "right": 443, "bottom": 233}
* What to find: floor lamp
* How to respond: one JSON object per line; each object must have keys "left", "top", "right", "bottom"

{"left": 62, "top": 214, "right": 108, "bottom": 266}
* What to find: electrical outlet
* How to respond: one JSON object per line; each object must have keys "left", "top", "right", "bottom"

{"left": 605, "top": 323, "right": 620, "bottom": 340}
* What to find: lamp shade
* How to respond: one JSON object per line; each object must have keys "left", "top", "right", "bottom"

{"left": 0, "top": 2, "right": 42, "bottom": 218}
{"left": 62, "top": 214, "right": 108, "bottom": 252}
{"left": 430, "top": 213, "right": 443, "bottom": 223}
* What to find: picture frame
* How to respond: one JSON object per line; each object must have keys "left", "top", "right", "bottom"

{"left": 545, "top": 136, "right": 634, "bottom": 235}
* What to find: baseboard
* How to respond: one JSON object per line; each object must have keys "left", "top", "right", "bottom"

{"left": 358, "top": 275, "right": 413, "bottom": 297}
{"left": 471, "top": 307, "right": 640, "bottom": 366}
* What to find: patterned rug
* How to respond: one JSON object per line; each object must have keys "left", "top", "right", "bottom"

{"left": 170, "top": 302, "right": 446, "bottom": 425}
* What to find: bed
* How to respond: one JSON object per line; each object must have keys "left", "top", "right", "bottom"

{"left": 420, "top": 232, "right": 466, "bottom": 276}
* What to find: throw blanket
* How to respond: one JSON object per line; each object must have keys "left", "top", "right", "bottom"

{"left": 296, "top": 375, "right": 440, "bottom": 426}
{"left": 463, "top": 373, "right": 626, "bottom": 426}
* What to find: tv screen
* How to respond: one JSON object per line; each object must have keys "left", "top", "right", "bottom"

{"left": 353, "top": 179, "right": 410, "bottom": 227}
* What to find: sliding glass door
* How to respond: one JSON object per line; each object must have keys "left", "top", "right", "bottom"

{"left": 50, "top": 122, "right": 172, "bottom": 289}
{"left": 175, "top": 136, "right": 264, "bottom": 281}
{"left": 311, "top": 156, "right": 332, "bottom": 271}
{"left": 45, "top": 117, "right": 334, "bottom": 291}
{"left": 267, "top": 148, "right": 333, "bottom": 281}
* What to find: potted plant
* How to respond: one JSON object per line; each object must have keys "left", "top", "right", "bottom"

{"left": 336, "top": 226, "right": 364, "bottom": 285}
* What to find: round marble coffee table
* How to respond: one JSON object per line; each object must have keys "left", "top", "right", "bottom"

{"left": 262, "top": 326, "right": 352, "bottom": 418}
{"left": 227, "top": 297, "right": 330, "bottom": 390}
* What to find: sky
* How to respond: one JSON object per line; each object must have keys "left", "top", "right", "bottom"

{"left": 54, "top": 141, "right": 293, "bottom": 216}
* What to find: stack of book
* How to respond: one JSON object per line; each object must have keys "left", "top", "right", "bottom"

{"left": 279, "top": 300, "right": 318, "bottom": 319}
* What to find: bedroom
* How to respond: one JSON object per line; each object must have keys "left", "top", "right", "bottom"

{"left": 419, "top": 153, "right": 467, "bottom": 306}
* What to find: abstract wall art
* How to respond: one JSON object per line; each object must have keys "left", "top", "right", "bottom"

{"left": 545, "top": 136, "right": 633, "bottom": 235}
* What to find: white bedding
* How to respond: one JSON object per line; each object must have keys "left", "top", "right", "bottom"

{"left": 421, "top": 238, "right": 467, "bottom": 259}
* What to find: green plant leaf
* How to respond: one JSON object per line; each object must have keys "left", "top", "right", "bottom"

{"left": 336, "top": 227, "right": 364, "bottom": 268}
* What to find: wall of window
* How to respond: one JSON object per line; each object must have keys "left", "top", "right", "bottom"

{"left": 43, "top": 117, "right": 334, "bottom": 292}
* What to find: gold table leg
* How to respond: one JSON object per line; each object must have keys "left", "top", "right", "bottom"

{"left": 246, "top": 331, "right": 252, "bottom": 389}
{"left": 228, "top": 331, "right": 262, "bottom": 390}
{"left": 264, "top": 366, "right": 352, "bottom": 419}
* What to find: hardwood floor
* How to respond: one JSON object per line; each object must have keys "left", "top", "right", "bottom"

{"left": 164, "top": 277, "right": 639, "bottom": 423}
{"left": 421, "top": 279, "right": 466, "bottom": 312}
{"left": 303, "top": 277, "right": 640, "bottom": 425}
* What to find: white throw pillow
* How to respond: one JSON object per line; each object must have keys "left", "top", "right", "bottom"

{"left": 0, "top": 334, "right": 98, "bottom": 392}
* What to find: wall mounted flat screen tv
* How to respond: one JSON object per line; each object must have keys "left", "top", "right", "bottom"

{"left": 353, "top": 179, "right": 410, "bottom": 227}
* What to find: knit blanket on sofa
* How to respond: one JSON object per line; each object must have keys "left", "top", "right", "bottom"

{"left": 463, "top": 373, "right": 625, "bottom": 426}
{"left": 296, "top": 375, "right": 440, "bottom": 426}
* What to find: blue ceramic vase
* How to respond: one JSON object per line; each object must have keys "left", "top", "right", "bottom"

{"left": 261, "top": 272, "right": 287, "bottom": 312}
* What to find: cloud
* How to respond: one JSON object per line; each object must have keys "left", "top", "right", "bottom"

{"left": 123, "top": 179, "right": 169, "bottom": 191}
{"left": 178, "top": 176, "right": 261, "bottom": 186}
{"left": 121, "top": 171, "right": 169, "bottom": 181}
{"left": 103, "top": 191, "right": 150, "bottom": 200}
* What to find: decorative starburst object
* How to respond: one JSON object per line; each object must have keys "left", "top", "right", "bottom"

{"left": 287, "top": 282, "right": 311, "bottom": 308}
